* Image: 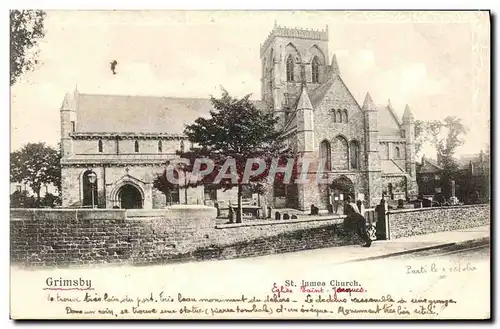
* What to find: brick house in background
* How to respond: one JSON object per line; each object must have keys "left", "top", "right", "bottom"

{"left": 416, "top": 156, "right": 444, "bottom": 199}
{"left": 456, "top": 150, "right": 490, "bottom": 204}
{"left": 60, "top": 23, "right": 419, "bottom": 210}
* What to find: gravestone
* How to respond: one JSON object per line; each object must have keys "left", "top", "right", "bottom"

{"left": 310, "top": 204, "right": 319, "bottom": 215}
{"left": 327, "top": 204, "right": 333, "bottom": 213}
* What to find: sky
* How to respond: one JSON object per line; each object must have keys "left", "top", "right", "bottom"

{"left": 10, "top": 10, "right": 490, "bottom": 159}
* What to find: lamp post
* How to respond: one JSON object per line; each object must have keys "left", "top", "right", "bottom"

{"left": 88, "top": 172, "right": 97, "bottom": 208}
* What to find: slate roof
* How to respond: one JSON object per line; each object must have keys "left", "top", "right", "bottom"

{"left": 377, "top": 104, "right": 402, "bottom": 137}
{"left": 75, "top": 93, "right": 264, "bottom": 134}
{"left": 381, "top": 159, "right": 406, "bottom": 174}
{"left": 418, "top": 158, "right": 443, "bottom": 174}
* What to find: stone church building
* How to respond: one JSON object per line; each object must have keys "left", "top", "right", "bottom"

{"left": 60, "top": 23, "right": 418, "bottom": 210}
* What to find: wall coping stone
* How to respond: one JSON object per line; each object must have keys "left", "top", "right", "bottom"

{"left": 127, "top": 205, "right": 217, "bottom": 220}
{"left": 10, "top": 208, "right": 127, "bottom": 221}
{"left": 216, "top": 215, "right": 345, "bottom": 229}
{"left": 386, "top": 203, "right": 490, "bottom": 215}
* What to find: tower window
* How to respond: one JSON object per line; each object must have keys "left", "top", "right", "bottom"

{"left": 320, "top": 140, "right": 332, "bottom": 171}
{"left": 350, "top": 141, "right": 360, "bottom": 169}
{"left": 158, "top": 140, "right": 163, "bottom": 153}
{"left": 286, "top": 55, "right": 294, "bottom": 82}
{"left": 311, "top": 56, "right": 320, "bottom": 83}
{"left": 98, "top": 140, "right": 103, "bottom": 153}
{"left": 71, "top": 121, "right": 75, "bottom": 132}
{"left": 134, "top": 140, "right": 139, "bottom": 153}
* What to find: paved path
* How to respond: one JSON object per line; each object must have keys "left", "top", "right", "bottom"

{"left": 234, "top": 225, "right": 491, "bottom": 266}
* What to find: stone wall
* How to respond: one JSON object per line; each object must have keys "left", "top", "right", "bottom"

{"left": 387, "top": 204, "right": 490, "bottom": 239}
{"left": 10, "top": 206, "right": 217, "bottom": 267}
{"left": 12, "top": 204, "right": 490, "bottom": 268}
{"left": 10, "top": 206, "right": 351, "bottom": 268}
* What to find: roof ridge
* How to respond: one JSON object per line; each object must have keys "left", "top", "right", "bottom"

{"left": 423, "top": 158, "right": 443, "bottom": 170}
{"left": 309, "top": 75, "right": 362, "bottom": 112}
{"left": 77, "top": 92, "right": 263, "bottom": 102}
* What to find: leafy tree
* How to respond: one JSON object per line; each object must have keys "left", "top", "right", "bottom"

{"left": 154, "top": 88, "right": 293, "bottom": 223}
{"left": 10, "top": 10, "right": 46, "bottom": 85}
{"left": 414, "top": 120, "right": 426, "bottom": 156}
{"left": 417, "top": 116, "right": 469, "bottom": 197}
{"left": 10, "top": 143, "right": 61, "bottom": 207}
{"left": 41, "top": 192, "right": 62, "bottom": 208}
{"left": 10, "top": 190, "right": 35, "bottom": 208}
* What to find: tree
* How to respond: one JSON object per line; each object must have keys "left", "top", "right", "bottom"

{"left": 417, "top": 116, "right": 469, "bottom": 197}
{"left": 10, "top": 10, "right": 46, "bottom": 85}
{"left": 153, "top": 88, "right": 292, "bottom": 223}
{"left": 414, "top": 120, "right": 425, "bottom": 156}
{"left": 10, "top": 190, "right": 35, "bottom": 208}
{"left": 10, "top": 143, "right": 61, "bottom": 207}
{"left": 41, "top": 192, "right": 62, "bottom": 208}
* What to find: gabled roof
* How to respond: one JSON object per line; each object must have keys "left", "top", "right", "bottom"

{"left": 309, "top": 75, "right": 362, "bottom": 110}
{"left": 74, "top": 93, "right": 263, "bottom": 134}
{"left": 418, "top": 158, "right": 443, "bottom": 174}
{"left": 377, "top": 104, "right": 402, "bottom": 137}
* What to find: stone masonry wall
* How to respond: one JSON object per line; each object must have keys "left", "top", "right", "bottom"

{"left": 10, "top": 208, "right": 351, "bottom": 268}
{"left": 11, "top": 204, "right": 490, "bottom": 268}
{"left": 387, "top": 204, "right": 490, "bottom": 239}
{"left": 10, "top": 208, "right": 217, "bottom": 268}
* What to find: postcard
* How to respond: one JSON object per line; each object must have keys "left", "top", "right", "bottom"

{"left": 9, "top": 10, "right": 491, "bottom": 320}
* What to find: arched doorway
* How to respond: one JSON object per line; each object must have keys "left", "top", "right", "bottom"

{"left": 330, "top": 176, "right": 355, "bottom": 202}
{"left": 118, "top": 184, "right": 143, "bottom": 209}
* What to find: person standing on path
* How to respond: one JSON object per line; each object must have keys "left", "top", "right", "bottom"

{"left": 343, "top": 196, "right": 371, "bottom": 247}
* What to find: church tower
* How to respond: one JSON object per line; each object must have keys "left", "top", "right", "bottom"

{"left": 402, "top": 104, "right": 418, "bottom": 198}
{"left": 363, "top": 92, "right": 383, "bottom": 207}
{"left": 260, "top": 22, "right": 329, "bottom": 128}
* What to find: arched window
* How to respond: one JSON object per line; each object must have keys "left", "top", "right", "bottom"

{"left": 338, "top": 110, "right": 343, "bottom": 123}
{"left": 134, "top": 140, "right": 139, "bottom": 153}
{"left": 319, "top": 140, "right": 332, "bottom": 171}
{"left": 350, "top": 141, "right": 360, "bottom": 169}
{"left": 332, "top": 136, "right": 349, "bottom": 170}
{"left": 311, "top": 56, "right": 320, "bottom": 83}
{"left": 286, "top": 55, "right": 294, "bottom": 82}
{"left": 395, "top": 146, "right": 401, "bottom": 158}
{"left": 343, "top": 110, "right": 348, "bottom": 123}
{"left": 98, "top": 140, "right": 103, "bottom": 153}
{"left": 158, "top": 140, "right": 163, "bottom": 153}
{"left": 332, "top": 109, "right": 337, "bottom": 122}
